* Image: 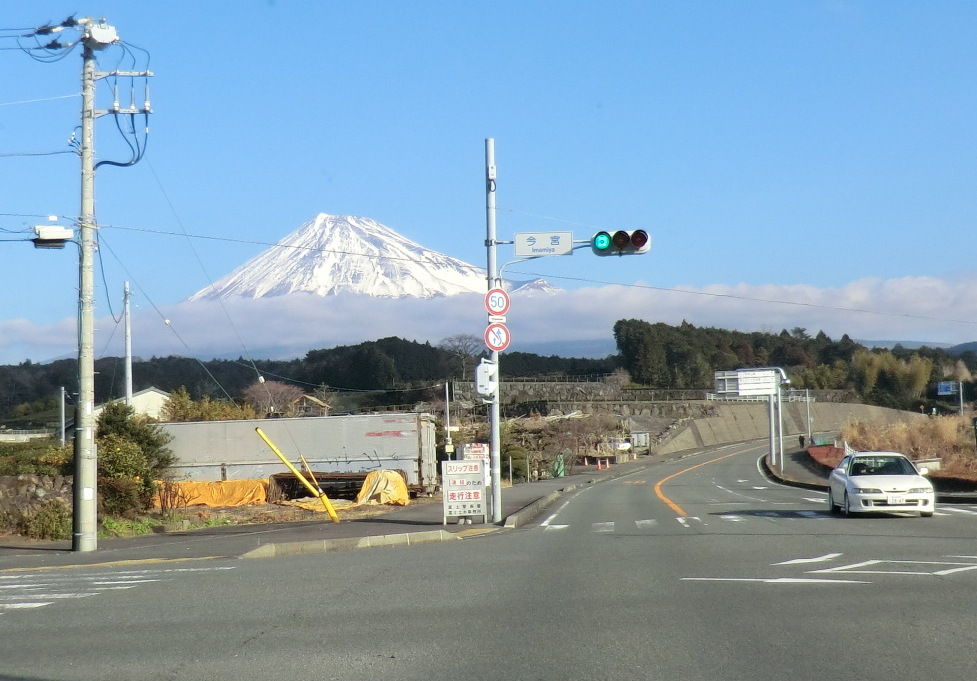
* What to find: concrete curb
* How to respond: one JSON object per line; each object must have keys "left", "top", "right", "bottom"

{"left": 503, "top": 490, "right": 565, "bottom": 529}
{"left": 239, "top": 463, "right": 651, "bottom": 559}
{"left": 239, "top": 529, "right": 458, "bottom": 559}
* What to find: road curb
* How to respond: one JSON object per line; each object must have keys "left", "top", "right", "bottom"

{"left": 239, "top": 529, "right": 459, "bottom": 559}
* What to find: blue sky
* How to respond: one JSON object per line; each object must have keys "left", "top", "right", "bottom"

{"left": 2, "top": 1, "right": 976, "bottom": 364}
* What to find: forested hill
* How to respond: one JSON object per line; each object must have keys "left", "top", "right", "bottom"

{"left": 2, "top": 323, "right": 973, "bottom": 424}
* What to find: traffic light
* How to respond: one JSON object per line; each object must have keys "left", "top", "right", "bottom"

{"left": 591, "top": 229, "right": 651, "bottom": 255}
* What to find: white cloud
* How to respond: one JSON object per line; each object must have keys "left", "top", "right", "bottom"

{"left": 4, "top": 276, "right": 977, "bottom": 364}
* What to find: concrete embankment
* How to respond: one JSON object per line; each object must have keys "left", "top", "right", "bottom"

{"left": 654, "top": 401, "right": 928, "bottom": 455}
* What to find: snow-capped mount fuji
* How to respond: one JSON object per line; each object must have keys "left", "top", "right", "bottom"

{"left": 189, "top": 213, "right": 496, "bottom": 300}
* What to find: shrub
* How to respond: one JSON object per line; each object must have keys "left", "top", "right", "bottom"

{"left": 100, "top": 477, "right": 146, "bottom": 518}
{"left": 18, "top": 500, "right": 72, "bottom": 540}
{"left": 841, "top": 415, "right": 977, "bottom": 479}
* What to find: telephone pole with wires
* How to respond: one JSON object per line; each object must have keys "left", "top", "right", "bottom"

{"left": 15, "top": 16, "right": 153, "bottom": 552}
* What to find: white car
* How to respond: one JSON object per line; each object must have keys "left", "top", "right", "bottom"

{"left": 827, "top": 451, "right": 935, "bottom": 517}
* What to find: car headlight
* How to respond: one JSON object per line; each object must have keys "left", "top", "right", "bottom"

{"left": 854, "top": 487, "right": 883, "bottom": 494}
{"left": 908, "top": 487, "right": 931, "bottom": 494}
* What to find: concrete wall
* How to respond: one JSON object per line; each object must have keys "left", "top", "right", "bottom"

{"left": 654, "top": 401, "right": 930, "bottom": 455}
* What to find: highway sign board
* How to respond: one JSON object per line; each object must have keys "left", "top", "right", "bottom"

{"left": 513, "top": 231, "right": 574, "bottom": 257}
{"left": 484, "top": 323, "right": 511, "bottom": 352}
{"left": 485, "top": 288, "right": 510, "bottom": 315}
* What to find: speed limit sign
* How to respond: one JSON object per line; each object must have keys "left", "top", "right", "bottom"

{"left": 484, "top": 288, "right": 510, "bottom": 316}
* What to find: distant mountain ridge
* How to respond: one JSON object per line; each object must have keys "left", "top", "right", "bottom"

{"left": 188, "top": 213, "right": 556, "bottom": 301}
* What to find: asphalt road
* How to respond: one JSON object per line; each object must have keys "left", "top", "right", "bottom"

{"left": 3, "top": 442, "right": 977, "bottom": 681}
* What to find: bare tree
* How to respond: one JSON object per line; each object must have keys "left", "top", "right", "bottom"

{"left": 438, "top": 333, "right": 484, "bottom": 381}
{"left": 242, "top": 380, "right": 306, "bottom": 417}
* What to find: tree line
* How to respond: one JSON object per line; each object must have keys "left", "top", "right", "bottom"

{"left": 2, "top": 323, "right": 975, "bottom": 426}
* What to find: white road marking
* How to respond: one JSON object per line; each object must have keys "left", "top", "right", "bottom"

{"left": 942, "top": 506, "right": 977, "bottom": 515}
{"left": 812, "top": 559, "right": 977, "bottom": 577}
{"left": 718, "top": 514, "right": 744, "bottom": 522}
{"left": 0, "top": 565, "right": 236, "bottom": 615}
{"left": 592, "top": 522, "right": 615, "bottom": 533}
{"left": 682, "top": 577, "right": 867, "bottom": 584}
{"left": 634, "top": 519, "right": 658, "bottom": 529}
{"left": 774, "top": 553, "right": 842, "bottom": 566}
{"left": 543, "top": 524, "right": 569, "bottom": 531}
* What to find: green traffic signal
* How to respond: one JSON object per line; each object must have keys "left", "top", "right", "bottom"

{"left": 591, "top": 229, "right": 651, "bottom": 255}
{"left": 592, "top": 231, "right": 613, "bottom": 251}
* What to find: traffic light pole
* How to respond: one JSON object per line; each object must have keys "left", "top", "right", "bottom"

{"left": 485, "top": 138, "right": 502, "bottom": 523}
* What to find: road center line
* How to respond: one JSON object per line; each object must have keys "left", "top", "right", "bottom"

{"left": 654, "top": 448, "right": 754, "bottom": 517}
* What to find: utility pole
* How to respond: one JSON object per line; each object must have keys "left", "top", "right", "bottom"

{"left": 72, "top": 23, "right": 110, "bottom": 553}
{"left": 124, "top": 281, "right": 133, "bottom": 406}
{"left": 485, "top": 138, "right": 502, "bottom": 523}
{"left": 19, "top": 16, "right": 150, "bottom": 551}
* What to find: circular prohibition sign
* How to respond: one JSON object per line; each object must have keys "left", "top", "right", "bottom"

{"left": 484, "top": 322, "right": 511, "bottom": 352}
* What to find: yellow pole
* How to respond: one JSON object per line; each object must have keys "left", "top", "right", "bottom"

{"left": 255, "top": 427, "right": 339, "bottom": 523}
{"left": 300, "top": 453, "right": 336, "bottom": 515}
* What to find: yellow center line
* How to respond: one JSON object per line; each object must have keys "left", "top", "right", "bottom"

{"left": 654, "top": 448, "right": 757, "bottom": 517}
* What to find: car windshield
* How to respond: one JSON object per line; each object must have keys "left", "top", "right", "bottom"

{"left": 849, "top": 457, "right": 915, "bottom": 476}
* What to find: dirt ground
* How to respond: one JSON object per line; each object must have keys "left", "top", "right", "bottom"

{"left": 189, "top": 494, "right": 442, "bottom": 526}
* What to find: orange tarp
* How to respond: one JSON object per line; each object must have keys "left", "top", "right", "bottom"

{"left": 155, "top": 479, "right": 268, "bottom": 508}
{"left": 356, "top": 470, "right": 410, "bottom": 506}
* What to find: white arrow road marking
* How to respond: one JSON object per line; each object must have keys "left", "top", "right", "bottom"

{"left": 681, "top": 577, "right": 867, "bottom": 584}
{"left": 774, "top": 553, "right": 842, "bottom": 566}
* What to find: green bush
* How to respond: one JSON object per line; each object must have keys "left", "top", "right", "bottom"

{"left": 100, "top": 477, "right": 147, "bottom": 518}
{"left": 18, "top": 501, "right": 72, "bottom": 540}
{"left": 0, "top": 440, "right": 70, "bottom": 477}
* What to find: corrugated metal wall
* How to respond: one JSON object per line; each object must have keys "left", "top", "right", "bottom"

{"left": 159, "top": 413, "right": 437, "bottom": 490}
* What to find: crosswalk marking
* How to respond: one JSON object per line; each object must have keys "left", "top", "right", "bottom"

{"left": 539, "top": 505, "right": 977, "bottom": 535}
{"left": 0, "top": 565, "right": 235, "bottom": 617}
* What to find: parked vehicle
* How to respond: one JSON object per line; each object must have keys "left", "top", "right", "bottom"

{"left": 827, "top": 451, "right": 934, "bottom": 517}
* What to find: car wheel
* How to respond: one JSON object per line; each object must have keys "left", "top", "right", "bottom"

{"left": 828, "top": 489, "right": 840, "bottom": 514}
{"left": 921, "top": 511, "right": 934, "bottom": 518}
{"left": 843, "top": 492, "right": 853, "bottom": 516}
